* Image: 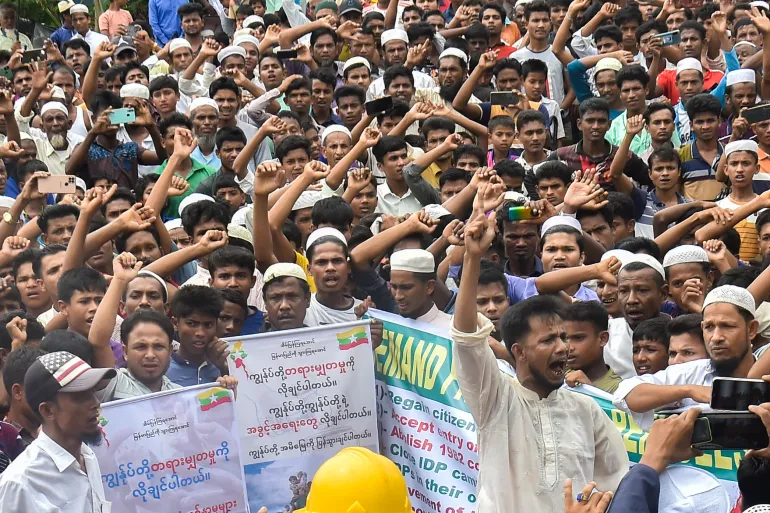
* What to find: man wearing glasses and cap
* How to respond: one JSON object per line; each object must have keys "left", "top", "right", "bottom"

{"left": 0, "top": 351, "right": 116, "bottom": 511}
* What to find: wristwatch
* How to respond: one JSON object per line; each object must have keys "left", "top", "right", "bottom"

{"left": 2, "top": 212, "right": 16, "bottom": 224}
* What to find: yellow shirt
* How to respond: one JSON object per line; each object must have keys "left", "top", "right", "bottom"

{"left": 421, "top": 162, "right": 442, "bottom": 189}
{"left": 294, "top": 252, "right": 317, "bottom": 293}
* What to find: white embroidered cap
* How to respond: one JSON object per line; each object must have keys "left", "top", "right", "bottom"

{"left": 439, "top": 47, "right": 468, "bottom": 64}
{"left": 676, "top": 57, "right": 703, "bottom": 75}
{"left": 243, "top": 15, "right": 265, "bottom": 28}
{"left": 391, "top": 248, "right": 435, "bottom": 273}
{"left": 169, "top": 38, "right": 192, "bottom": 54}
{"left": 217, "top": 46, "right": 246, "bottom": 63}
{"left": 292, "top": 190, "right": 323, "bottom": 211}
{"left": 234, "top": 35, "right": 260, "bottom": 48}
{"left": 136, "top": 270, "right": 169, "bottom": 300}
{"left": 745, "top": 505, "right": 770, "bottom": 513}
{"left": 306, "top": 227, "right": 347, "bottom": 249}
{"left": 120, "top": 83, "right": 150, "bottom": 100}
{"left": 381, "top": 29, "right": 408, "bottom": 46}
{"left": 725, "top": 139, "right": 759, "bottom": 156}
{"left": 178, "top": 193, "right": 215, "bottom": 218}
{"left": 343, "top": 56, "right": 371, "bottom": 73}
{"left": 541, "top": 215, "right": 583, "bottom": 235}
{"left": 189, "top": 97, "right": 219, "bottom": 114}
{"left": 703, "top": 285, "right": 756, "bottom": 316}
{"left": 69, "top": 3, "right": 89, "bottom": 14}
{"left": 321, "top": 125, "right": 352, "bottom": 145}
{"left": 600, "top": 249, "right": 635, "bottom": 265}
{"left": 264, "top": 262, "right": 307, "bottom": 283}
{"left": 662, "top": 245, "right": 710, "bottom": 268}
{"left": 40, "top": 101, "right": 69, "bottom": 118}
{"left": 726, "top": 69, "right": 756, "bottom": 86}
{"left": 620, "top": 253, "right": 666, "bottom": 280}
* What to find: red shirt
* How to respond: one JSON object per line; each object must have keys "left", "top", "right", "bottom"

{"left": 657, "top": 68, "right": 725, "bottom": 105}
{"left": 491, "top": 41, "right": 515, "bottom": 60}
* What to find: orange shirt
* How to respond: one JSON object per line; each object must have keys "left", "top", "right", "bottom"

{"left": 501, "top": 23, "right": 522, "bottom": 46}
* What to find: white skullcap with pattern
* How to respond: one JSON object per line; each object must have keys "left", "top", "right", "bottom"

{"left": 662, "top": 245, "right": 709, "bottom": 268}
{"left": 620, "top": 253, "right": 665, "bottom": 280}
{"left": 745, "top": 506, "right": 770, "bottom": 513}
{"left": 702, "top": 285, "right": 756, "bottom": 317}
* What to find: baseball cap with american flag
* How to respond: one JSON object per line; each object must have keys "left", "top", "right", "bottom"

{"left": 23, "top": 351, "right": 116, "bottom": 415}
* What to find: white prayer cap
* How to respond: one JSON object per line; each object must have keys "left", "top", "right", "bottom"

{"left": 165, "top": 218, "right": 183, "bottom": 231}
{"left": 343, "top": 56, "right": 371, "bottom": 73}
{"left": 120, "top": 83, "right": 150, "bottom": 100}
{"left": 439, "top": 48, "right": 468, "bottom": 64}
{"left": 600, "top": 249, "right": 634, "bottom": 265}
{"left": 217, "top": 46, "right": 246, "bottom": 63}
{"left": 423, "top": 204, "right": 451, "bottom": 220}
{"left": 751, "top": 0, "right": 770, "bottom": 10}
{"left": 189, "top": 97, "right": 219, "bottom": 114}
{"left": 726, "top": 69, "right": 756, "bottom": 86}
{"left": 676, "top": 57, "right": 703, "bottom": 75}
{"left": 50, "top": 86, "right": 66, "bottom": 100}
{"left": 657, "top": 466, "right": 730, "bottom": 513}
{"left": 292, "top": 190, "right": 322, "bottom": 211}
{"left": 321, "top": 125, "right": 352, "bottom": 145}
{"left": 503, "top": 190, "right": 527, "bottom": 203}
{"left": 227, "top": 223, "right": 252, "bottom": 245}
{"left": 178, "top": 193, "right": 215, "bottom": 218}
{"left": 136, "top": 270, "right": 169, "bottom": 300}
{"left": 703, "top": 284, "right": 756, "bottom": 316}
{"left": 620, "top": 253, "right": 666, "bottom": 280}
{"left": 662, "top": 245, "right": 710, "bottom": 268}
{"left": 75, "top": 177, "right": 87, "bottom": 192}
{"left": 264, "top": 262, "right": 307, "bottom": 283}
{"left": 541, "top": 215, "right": 582, "bottom": 235}
{"left": 234, "top": 35, "right": 260, "bottom": 48}
{"left": 725, "top": 139, "right": 759, "bottom": 156}
{"left": 735, "top": 41, "right": 758, "bottom": 49}
{"left": 306, "top": 227, "right": 347, "bottom": 249}
{"left": 515, "top": 0, "right": 530, "bottom": 6}
{"left": 243, "top": 15, "right": 265, "bottom": 28}
{"left": 169, "top": 38, "right": 192, "bottom": 54}
{"left": 595, "top": 58, "right": 623, "bottom": 73}
{"left": 40, "top": 101, "right": 69, "bottom": 118}
{"left": 745, "top": 506, "right": 770, "bottom": 513}
{"left": 381, "top": 29, "right": 408, "bottom": 47}
{"left": 69, "top": 3, "right": 89, "bottom": 14}
{"left": 0, "top": 196, "right": 14, "bottom": 209}
{"left": 391, "top": 248, "right": 435, "bottom": 273}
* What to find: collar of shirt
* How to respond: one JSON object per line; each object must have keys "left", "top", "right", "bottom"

{"left": 170, "top": 350, "right": 212, "bottom": 371}
{"left": 690, "top": 138, "right": 723, "bottom": 166}
{"left": 575, "top": 139, "right": 612, "bottom": 160}
{"left": 647, "top": 189, "right": 687, "bottom": 208}
{"left": 36, "top": 431, "right": 80, "bottom": 473}
{"left": 505, "top": 256, "right": 543, "bottom": 277}
{"left": 378, "top": 181, "right": 414, "bottom": 200}
{"left": 416, "top": 303, "right": 440, "bottom": 323}
{"left": 760, "top": 147, "right": 770, "bottom": 163}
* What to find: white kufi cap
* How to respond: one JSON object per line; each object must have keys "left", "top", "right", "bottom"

{"left": 69, "top": 3, "right": 89, "bottom": 14}
{"left": 703, "top": 285, "right": 756, "bottom": 316}
{"left": 321, "top": 125, "right": 352, "bottom": 145}
{"left": 178, "top": 193, "right": 215, "bottom": 218}
{"left": 726, "top": 69, "right": 756, "bottom": 86}
{"left": 391, "top": 248, "right": 435, "bottom": 273}
{"left": 600, "top": 249, "right": 635, "bottom": 265}
{"left": 381, "top": 29, "right": 408, "bottom": 46}
{"left": 306, "top": 227, "right": 347, "bottom": 249}
{"left": 264, "top": 262, "right": 307, "bottom": 283}
{"left": 292, "top": 190, "right": 323, "bottom": 211}
{"left": 541, "top": 215, "right": 583, "bottom": 235}
{"left": 676, "top": 57, "right": 703, "bottom": 75}
{"left": 439, "top": 48, "right": 468, "bottom": 64}
{"left": 40, "top": 101, "right": 69, "bottom": 117}
{"left": 217, "top": 46, "right": 246, "bottom": 63}
{"left": 234, "top": 35, "right": 260, "bottom": 48}
{"left": 120, "top": 83, "right": 150, "bottom": 100}
{"left": 662, "top": 245, "right": 709, "bottom": 268}
{"left": 169, "top": 38, "right": 192, "bottom": 54}
{"left": 189, "top": 97, "right": 219, "bottom": 114}
{"left": 620, "top": 253, "right": 665, "bottom": 280}
{"left": 243, "top": 15, "right": 265, "bottom": 28}
{"left": 725, "top": 139, "right": 759, "bottom": 156}
{"left": 343, "top": 56, "right": 371, "bottom": 73}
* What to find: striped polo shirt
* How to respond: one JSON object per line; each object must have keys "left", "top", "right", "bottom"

{"left": 635, "top": 188, "right": 691, "bottom": 240}
{"left": 679, "top": 142, "right": 726, "bottom": 201}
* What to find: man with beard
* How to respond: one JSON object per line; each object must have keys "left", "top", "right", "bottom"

{"left": 605, "top": 254, "right": 669, "bottom": 379}
{"left": 16, "top": 100, "right": 83, "bottom": 177}
{"left": 614, "top": 285, "right": 758, "bottom": 430}
{"left": 0, "top": 351, "right": 116, "bottom": 508}
{"left": 414, "top": 48, "right": 476, "bottom": 111}
{"left": 194, "top": 126, "right": 253, "bottom": 197}
{"left": 717, "top": 69, "right": 758, "bottom": 143}
{"left": 451, "top": 213, "right": 627, "bottom": 512}
{"left": 189, "top": 98, "right": 221, "bottom": 171}
{"left": 390, "top": 248, "right": 452, "bottom": 329}
{"left": 368, "top": 28, "right": 436, "bottom": 97}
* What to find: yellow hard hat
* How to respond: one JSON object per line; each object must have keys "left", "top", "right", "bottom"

{"left": 295, "top": 447, "right": 411, "bottom": 513}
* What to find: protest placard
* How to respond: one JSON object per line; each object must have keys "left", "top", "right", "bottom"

{"left": 91, "top": 384, "right": 247, "bottom": 513}
{"left": 225, "top": 321, "right": 379, "bottom": 512}
{"left": 370, "top": 309, "right": 743, "bottom": 513}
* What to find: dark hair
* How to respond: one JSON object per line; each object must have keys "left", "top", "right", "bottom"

{"left": 120, "top": 61, "right": 150, "bottom": 83}
{"left": 377, "top": 99, "right": 410, "bottom": 124}
{"left": 181, "top": 200, "right": 231, "bottom": 237}
{"left": 218, "top": 286, "right": 249, "bottom": 315}
{"left": 615, "top": 5, "right": 643, "bottom": 27}
{"left": 285, "top": 76, "right": 312, "bottom": 96}
{"left": 310, "top": 26, "right": 338, "bottom": 47}
{"left": 38, "top": 204, "right": 79, "bottom": 236}
{"left": 607, "top": 191, "right": 635, "bottom": 223}
{"left": 494, "top": 159, "right": 526, "bottom": 180}
{"left": 209, "top": 76, "right": 240, "bottom": 99}
{"left": 716, "top": 265, "right": 760, "bottom": 288}
{"left": 454, "top": 144, "right": 485, "bottom": 166}
{"left": 103, "top": 65, "right": 124, "bottom": 86}
{"left": 237, "top": 4, "right": 254, "bottom": 16}
{"left": 58, "top": 267, "right": 107, "bottom": 304}
{"left": 149, "top": 75, "right": 179, "bottom": 96}
{"left": 312, "top": 196, "right": 355, "bottom": 230}
{"left": 666, "top": 313, "right": 704, "bottom": 342}
{"left": 171, "top": 285, "right": 224, "bottom": 319}
{"left": 616, "top": 65, "right": 649, "bottom": 89}
{"left": 120, "top": 309, "right": 174, "bottom": 346}
{"left": 276, "top": 110, "right": 302, "bottom": 124}
{"left": 3, "top": 347, "right": 47, "bottom": 396}
{"left": 439, "top": 168, "right": 471, "bottom": 188}
{"left": 32, "top": 244, "right": 66, "bottom": 278}
{"left": 616, "top": 237, "right": 662, "bottom": 260}
{"left": 178, "top": 2, "right": 205, "bottom": 18}
{"left": 738, "top": 457, "right": 770, "bottom": 509}
{"left": 158, "top": 112, "right": 192, "bottom": 138}
{"left": 209, "top": 245, "right": 256, "bottom": 275}
{"left": 443, "top": 35, "right": 469, "bottom": 56}
{"left": 215, "top": 126, "right": 247, "bottom": 148}
{"left": 563, "top": 301, "right": 609, "bottom": 332}
{"left": 633, "top": 317, "right": 670, "bottom": 348}
{"left": 309, "top": 68, "right": 337, "bottom": 90}
{"left": 695, "top": 2, "right": 719, "bottom": 21}
{"left": 282, "top": 220, "right": 303, "bottom": 250}
{"left": 63, "top": 38, "right": 90, "bottom": 56}
{"left": 648, "top": 146, "right": 681, "bottom": 170}
{"left": 11, "top": 247, "right": 40, "bottom": 281}
{"left": 757, "top": 209, "right": 770, "bottom": 233}
{"left": 635, "top": 19, "right": 667, "bottom": 43}
{"left": 493, "top": 57, "right": 521, "bottom": 78}
{"left": 40, "top": 330, "right": 93, "bottom": 363}
{"left": 18, "top": 159, "right": 49, "bottom": 181}
{"left": 594, "top": 25, "right": 623, "bottom": 45}
{"left": 678, "top": 19, "right": 707, "bottom": 41}
{"left": 213, "top": 173, "right": 241, "bottom": 195}
{"left": 488, "top": 115, "right": 516, "bottom": 132}
{"left": 541, "top": 225, "right": 584, "bottom": 253}
{"left": 465, "top": 22, "right": 490, "bottom": 42}
{"left": 421, "top": 116, "right": 455, "bottom": 138}
{"left": 102, "top": 187, "right": 136, "bottom": 215}
{"left": 535, "top": 160, "right": 572, "bottom": 186}
{"left": 475, "top": 260, "right": 508, "bottom": 293}
{"left": 275, "top": 135, "right": 311, "bottom": 162}
{"left": 406, "top": 21, "right": 435, "bottom": 43}
{"left": 334, "top": 85, "right": 366, "bottom": 105}
{"left": 577, "top": 205, "right": 614, "bottom": 228}
{"left": 644, "top": 101, "right": 676, "bottom": 125}
{"left": 579, "top": 97, "right": 610, "bottom": 118}
{"left": 685, "top": 93, "right": 721, "bottom": 120}
{"left": 373, "top": 135, "right": 408, "bottom": 163}
{"left": 523, "top": 0, "right": 548, "bottom": 20}
{"left": 500, "top": 295, "right": 565, "bottom": 352}
{"left": 516, "top": 109, "right": 546, "bottom": 131}
{"left": 0, "top": 310, "right": 44, "bottom": 352}
{"left": 521, "top": 58, "right": 548, "bottom": 80}
{"left": 115, "top": 226, "right": 161, "bottom": 253}
{"left": 383, "top": 65, "right": 415, "bottom": 90}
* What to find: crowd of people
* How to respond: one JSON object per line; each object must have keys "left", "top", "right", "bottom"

{"left": 0, "top": 0, "right": 768, "bottom": 510}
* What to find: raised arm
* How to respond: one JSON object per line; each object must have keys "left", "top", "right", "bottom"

{"left": 0, "top": 171, "right": 47, "bottom": 246}
{"left": 349, "top": 210, "right": 437, "bottom": 269}
{"left": 694, "top": 193, "right": 768, "bottom": 243}
{"left": 552, "top": 0, "right": 591, "bottom": 63}
{"left": 20, "top": 61, "right": 51, "bottom": 119}
{"left": 750, "top": 8, "right": 770, "bottom": 99}
{"left": 145, "top": 230, "right": 228, "bottom": 278}
{"left": 233, "top": 116, "right": 282, "bottom": 177}
{"left": 278, "top": 15, "right": 333, "bottom": 49}
{"left": 83, "top": 204, "right": 156, "bottom": 259}
{"left": 608, "top": 114, "right": 644, "bottom": 195}
{"left": 623, "top": 383, "right": 711, "bottom": 413}
{"left": 145, "top": 127, "right": 197, "bottom": 216}
{"left": 63, "top": 186, "right": 116, "bottom": 273}
{"left": 451, "top": 51, "right": 495, "bottom": 121}
{"left": 252, "top": 162, "right": 284, "bottom": 273}
{"left": 182, "top": 38, "right": 219, "bottom": 82}
{"left": 534, "top": 257, "right": 620, "bottom": 295}
{"left": 325, "top": 127, "right": 381, "bottom": 191}
{"left": 82, "top": 42, "right": 115, "bottom": 109}
{"left": 655, "top": 207, "right": 730, "bottom": 254}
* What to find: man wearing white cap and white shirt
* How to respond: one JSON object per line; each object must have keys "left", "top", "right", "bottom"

{"left": 718, "top": 69, "right": 758, "bottom": 143}
{"left": 412, "top": 48, "right": 481, "bottom": 113}
{"left": 390, "top": 248, "right": 453, "bottom": 330}
{"left": 14, "top": 100, "right": 84, "bottom": 176}
{"left": 605, "top": 254, "right": 670, "bottom": 380}
{"left": 613, "top": 285, "right": 760, "bottom": 430}
{"left": 70, "top": 4, "right": 109, "bottom": 56}
{"left": 118, "top": 83, "right": 161, "bottom": 177}
{"left": 0, "top": 4, "right": 31, "bottom": 51}
{"left": 368, "top": 29, "right": 436, "bottom": 98}
{"left": 342, "top": 57, "right": 373, "bottom": 95}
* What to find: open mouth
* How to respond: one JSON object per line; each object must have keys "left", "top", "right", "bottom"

{"left": 602, "top": 297, "right": 616, "bottom": 305}
{"left": 548, "top": 359, "right": 566, "bottom": 378}
{"left": 636, "top": 364, "right": 650, "bottom": 373}
{"left": 551, "top": 263, "right": 568, "bottom": 269}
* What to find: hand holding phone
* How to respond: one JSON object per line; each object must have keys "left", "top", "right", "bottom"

{"left": 507, "top": 206, "right": 539, "bottom": 221}
{"left": 37, "top": 175, "right": 76, "bottom": 195}
{"left": 490, "top": 91, "right": 521, "bottom": 106}
{"left": 21, "top": 49, "right": 45, "bottom": 64}
{"left": 650, "top": 30, "right": 681, "bottom": 47}
{"left": 742, "top": 104, "right": 770, "bottom": 125}
{"left": 711, "top": 377, "right": 770, "bottom": 410}
{"left": 642, "top": 408, "right": 702, "bottom": 473}
{"left": 365, "top": 96, "right": 393, "bottom": 116}
{"left": 107, "top": 107, "right": 136, "bottom": 125}
{"left": 276, "top": 48, "right": 298, "bottom": 60}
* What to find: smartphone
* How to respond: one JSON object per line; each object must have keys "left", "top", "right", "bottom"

{"left": 743, "top": 104, "right": 770, "bottom": 125}
{"left": 711, "top": 377, "right": 770, "bottom": 411}
{"left": 650, "top": 30, "right": 681, "bottom": 47}
{"left": 687, "top": 412, "right": 770, "bottom": 450}
{"left": 490, "top": 91, "right": 521, "bottom": 106}
{"left": 0, "top": 67, "right": 12, "bottom": 80}
{"left": 275, "top": 48, "right": 298, "bottom": 60}
{"left": 107, "top": 107, "right": 135, "bottom": 125}
{"left": 21, "top": 49, "right": 45, "bottom": 64}
{"left": 365, "top": 96, "right": 393, "bottom": 116}
{"left": 125, "top": 24, "right": 140, "bottom": 38}
{"left": 507, "top": 206, "right": 540, "bottom": 221}
{"left": 38, "top": 175, "right": 76, "bottom": 195}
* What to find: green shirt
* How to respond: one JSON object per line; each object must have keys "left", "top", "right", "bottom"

{"left": 155, "top": 158, "right": 217, "bottom": 218}
{"left": 592, "top": 367, "right": 623, "bottom": 394}
{"left": 605, "top": 110, "right": 681, "bottom": 156}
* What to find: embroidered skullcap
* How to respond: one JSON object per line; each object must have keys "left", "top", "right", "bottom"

{"left": 234, "top": 35, "right": 260, "bottom": 48}
{"left": 439, "top": 48, "right": 468, "bottom": 64}
{"left": 595, "top": 58, "right": 623, "bottom": 73}
{"left": 136, "top": 270, "right": 168, "bottom": 300}
{"left": 726, "top": 69, "right": 756, "bottom": 86}
{"left": 391, "top": 248, "right": 435, "bottom": 273}
{"left": 69, "top": 3, "right": 88, "bottom": 14}
{"left": 306, "top": 227, "right": 347, "bottom": 249}
{"left": 343, "top": 56, "right": 371, "bottom": 73}
{"left": 264, "top": 262, "right": 307, "bottom": 283}
{"left": 292, "top": 190, "right": 323, "bottom": 211}
{"left": 169, "top": 38, "right": 192, "bottom": 54}
{"left": 703, "top": 285, "right": 756, "bottom": 317}
{"left": 620, "top": 253, "right": 665, "bottom": 280}
{"left": 217, "top": 46, "right": 246, "bottom": 63}
{"left": 676, "top": 57, "right": 703, "bottom": 75}
{"left": 120, "top": 83, "right": 149, "bottom": 100}
{"left": 541, "top": 215, "right": 582, "bottom": 235}
{"left": 40, "top": 101, "right": 68, "bottom": 117}
{"left": 321, "top": 125, "right": 352, "bottom": 145}
{"left": 189, "top": 97, "right": 219, "bottom": 114}
{"left": 745, "top": 505, "right": 770, "bottom": 513}
{"left": 381, "top": 29, "right": 408, "bottom": 46}
{"left": 662, "top": 245, "right": 709, "bottom": 268}
{"left": 725, "top": 139, "right": 759, "bottom": 156}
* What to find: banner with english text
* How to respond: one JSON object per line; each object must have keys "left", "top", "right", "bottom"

{"left": 91, "top": 384, "right": 247, "bottom": 513}
{"left": 370, "top": 309, "right": 742, "bottom": 513}
{"left": 225, "top": 321, "right": 379, "bottom": 513}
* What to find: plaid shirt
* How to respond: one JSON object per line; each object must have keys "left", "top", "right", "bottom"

{"left": 548, "top": 140, "right": 652, "bottom": 191}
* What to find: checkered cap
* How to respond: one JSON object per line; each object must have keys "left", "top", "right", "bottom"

{"left": 746, "top": 506, "right": 770, "bottom": 513}
{"left": 663, "top": 245, "right": 710, "bottom": 268}
{"left": 23, "top": 351, "right": 115, "bottom": 415}
{"left": 702, "top": 285, "right": 756, "bottom": 317}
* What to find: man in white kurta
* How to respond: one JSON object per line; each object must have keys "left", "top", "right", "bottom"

{"left": 450, "top": 213, "right": 628, "bottom": 513}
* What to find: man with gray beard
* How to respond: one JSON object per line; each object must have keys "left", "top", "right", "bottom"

{"left": 15, "top": 100, "right": 84, "bottom": 177}
{"left": 189, "top": 98, "right": 221, "bottom": 170}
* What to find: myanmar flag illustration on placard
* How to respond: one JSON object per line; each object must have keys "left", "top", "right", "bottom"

{"left": 336, "top": 327, "right": 369, "bottom": 350}
{"left": 198, "top": 387, "right": 232, "bottom": 411}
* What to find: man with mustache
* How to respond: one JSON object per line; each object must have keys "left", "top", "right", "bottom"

{"left": 16, "top": 96, "right": 84, "bottom": 176}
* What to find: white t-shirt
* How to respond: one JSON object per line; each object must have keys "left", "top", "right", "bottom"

{"left": 511, "top": 46, "right": 566, "bottom": 107}
{"left": 305, "top": 294, "right": 362, "bottom": 326}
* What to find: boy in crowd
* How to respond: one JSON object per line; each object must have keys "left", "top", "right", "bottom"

{"left": 208, "top": 246, "right": 263, "bottom": 334}
{"left": 662, "top": 245, "right": 713, "bottom": 316}
{"left": 667, "top": 313, "right": 708, "bottom": 366}
{"left": 632, "top": 317, "right": 671, "bottom": 376}
{"left": 564, "top": 301, "right": 623, "bottom": 393}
